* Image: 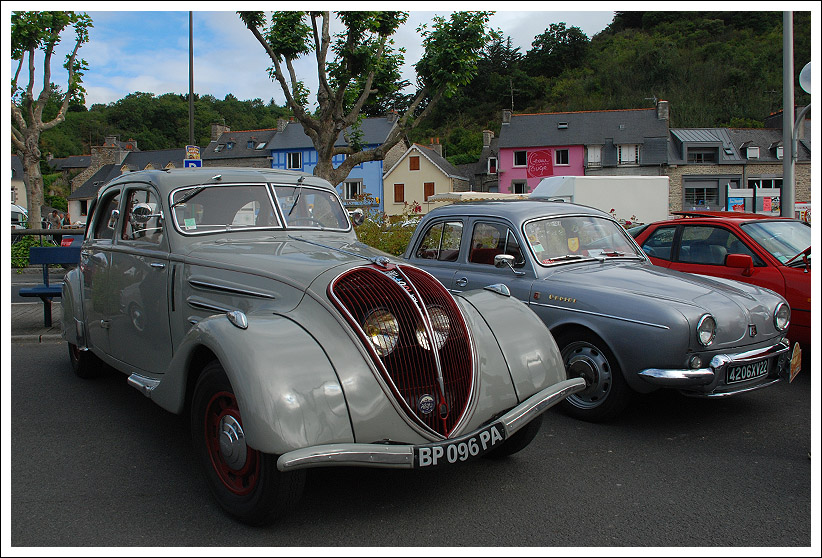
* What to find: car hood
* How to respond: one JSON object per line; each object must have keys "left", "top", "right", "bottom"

{"left": 181, "top": 234, "right": 389, "bottom": 287}
{"left": 542, "top": 260, "right": 784, "bottom": 345}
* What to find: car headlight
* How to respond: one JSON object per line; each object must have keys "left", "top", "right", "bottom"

{"left": 416, "top": 306, "right": 450, "bottom": 351}
{"left": 363, "top": 308, "right": 399, "bottom": 356}
{"left": 697, "top": 314, "right": 716, "bottom": 346}
{"left": 774, "top": 303, "right": 790, "bottom": 331}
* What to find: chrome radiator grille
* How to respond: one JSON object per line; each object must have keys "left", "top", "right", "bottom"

{"left": 329, "top": 264, "right": 474, "bottom": 437}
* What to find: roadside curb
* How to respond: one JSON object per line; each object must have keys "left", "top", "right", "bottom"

{"left": 13, "top": 334, "right": 64, "bottom": 344}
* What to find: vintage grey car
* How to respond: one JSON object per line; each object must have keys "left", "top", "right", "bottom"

{"left": 61, "top": 168, "right": 585, "bottom": 526}
{"left": 403, "top": 200, "right": 796, "bottom": 422}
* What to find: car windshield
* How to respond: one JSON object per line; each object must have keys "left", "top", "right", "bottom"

{"left": 170, "top": 183, "right": 350, "bottom": 234}
{"left": 741, "top": 220, "right": 811, "bottom": 265}
{"left": 524, "top": 215, "right": 643, "bottom": 265}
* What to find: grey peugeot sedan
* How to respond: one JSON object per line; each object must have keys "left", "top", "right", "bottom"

{"left": 403, "top": 200, "right": 798, "bottom": 422}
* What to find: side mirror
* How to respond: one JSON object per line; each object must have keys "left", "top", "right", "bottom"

{"left": 726, "top": 253, "right": 754, "bottom": 277}
{"left": 349, "top": 208, "right": 364, "bottom": 227}
{"left": 494, "top": 254, "right": 525, "bottom": 276}
{"left": 131, "top": 203, "right": 156, "bottom": 224}
{"left": 107, "top": 209, "right": 120, "bottom": 230}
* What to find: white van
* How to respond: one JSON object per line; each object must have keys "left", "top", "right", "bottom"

{"left": 12, "top": 203, "right": 28, "bottom": 229}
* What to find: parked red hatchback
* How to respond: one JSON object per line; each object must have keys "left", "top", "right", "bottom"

{"left": 630, "top": 211, "right": 811, "bottom": 350}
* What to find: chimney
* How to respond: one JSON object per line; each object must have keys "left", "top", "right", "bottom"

{"left": 104, "top": 135, "right": 118, "bottom": 147}
{"left": 657, "top": 100, "right": 670, "bottom": 121}
{"left": 386, "top": 110, "right": 399, "bottom": 124}
{"left": 502, "top": 110, "right": 512, "bottom": 124}
{"left": 483, "top": 130, "right": 494, "bottom": 148}
{"left": 277, "top": 118, "right": 289, "bottom": 132}
{"left": 429, "top": 138, "right": 442, "bottom": 156}
{"left": 211, "top": 123, "right": 230, "bottom": 141}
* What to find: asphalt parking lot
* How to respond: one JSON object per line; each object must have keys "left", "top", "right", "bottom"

{"left": 8, "top": 339, "right": 816, "bottom": 549}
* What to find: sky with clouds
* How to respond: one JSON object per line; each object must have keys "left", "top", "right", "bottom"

{"left": 7, "top": 4, "right": 617, "bottom": 109}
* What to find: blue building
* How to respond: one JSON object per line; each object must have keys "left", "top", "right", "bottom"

{"left": 203, "top": 115, "right": 407, "bottom": 214}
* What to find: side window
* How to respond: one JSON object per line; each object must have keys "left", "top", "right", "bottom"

{"left": 415, "top": 221, "right": 463, "bottom": 262}
{"left": 678, "top": 226, "right": 731, "bottom": 265}
{"left": 469, "top": 222, "right": 524, "bottom": 266}
{"left": 122, "top": 189, "right": 164, "bottom": 245}
{"left": 92, "top": 191, "right": 122, "bottom": 241}
{"left": 641, "top": 226, "right": 676, "bottom": 260}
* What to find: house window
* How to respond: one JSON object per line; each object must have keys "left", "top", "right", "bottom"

{"left": 256, "top": 142, "right": 267, "bottom": 150}
{"left": 511, "top": 181, "right": 528, "bottom": 194}
{"left": 513, "top": 151, "right": 527, "bottom": 167}
{"left": 214, "top": 144, "right": 225, "bottom": 153}
{"left": 587, "top": 145, "right": 602, "bottom": 168}
{"left": 226, "top": 141, "right": 235, "bottom": 150}
{"left": 555, "top": 149, "right": 569, "bottom": 166}
{"left": 287, "top": 152, "right": 302, "bottom": 170}
{"left": 394, "top": 184, "right": 405, "bottom": 203}
{"left": 424, "top": 182, "right": 435, "bottom": 201}
{"left": 343, "top": 180, "right": 362, "bottom": 201}
{"left": 776, "top": 146, "right": 784, "bottom": 160}
{"left": 487, "top": 157, "right": 497, "bottom": 175}
{"left": 687, "top": 148, "right": 718, "bottom": 163}
{"left": 684, "top": 184, "right": 720, "bottom": 209}
{"left": 748, "top": 178, "right": 783, "bottom": 190}
{"left": 247, "top": 140, "right": 255, "bottom": 149}
{"left": 409, "top": 156, "right": 420, "bottom": 171}
{"left": 80, "top": 200, "right": 88, "bottom": 216}
{"left": 746, "top": 146, "right": 760, "bottom": 159}
{"left": 617, "top": 144, "right": 640, "bottom": 165}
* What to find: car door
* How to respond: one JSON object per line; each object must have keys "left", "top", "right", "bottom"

{"left": 451, "top": 218, "right": 534, "bottom": 302}
{"left": 107, "top": 186, "right": 173, "bottom": 374}
{"left": 407, "top": 218, "right": 464, "bottom": 290}
{"left": 672, "top": 224, "right": 786, "bottom": 296}
{"left": 637, "top": 224, "right": 676, "bottom": 268}
{"left": 81, "top": 187, "right": 123, "bottom": 355}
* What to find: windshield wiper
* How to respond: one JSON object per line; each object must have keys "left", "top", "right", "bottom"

{"left": 171, "top": 186, "right": 206, "bottom": 208}
{"left": 784, "top": 246, "right": 811, "bottom": 268}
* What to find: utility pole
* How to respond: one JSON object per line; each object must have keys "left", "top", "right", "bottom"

{"left": 189, "top": 11, "right": 194, "bottom": 145}
{"left": 781, "top": 11, "right": 794, "bottom": 218}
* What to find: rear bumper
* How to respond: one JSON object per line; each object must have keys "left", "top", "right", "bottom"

{"left": 276, "top": 377, "right": 586, "bottom": 471}
{"left": 636, "top": 339, "right": 791, "bottom": 397}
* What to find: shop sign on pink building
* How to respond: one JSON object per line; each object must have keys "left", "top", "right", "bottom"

{"left": 527, "top": 149, "right": 553, "bottom": 178}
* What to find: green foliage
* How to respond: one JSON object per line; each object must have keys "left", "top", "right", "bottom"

{"left": 44, "top": 194, "right": 67, "bottom": 212}
{"left": 11, "top": 236, "right": 46, "bottom": 269}
{"left": 352, "top": 193, "right": 421, "bottom": 256}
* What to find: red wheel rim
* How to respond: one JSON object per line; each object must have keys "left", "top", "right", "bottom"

{"left": 203, "top": 390, "right": 260, "bottom": 496}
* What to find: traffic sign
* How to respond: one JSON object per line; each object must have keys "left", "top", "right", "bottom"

{"left": 184, "top": 159, "right": 202, "bottom": 168}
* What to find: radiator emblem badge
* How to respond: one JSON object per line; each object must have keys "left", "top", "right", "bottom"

{"left": 418, "top": 394, "right": 436, "bottom": 415}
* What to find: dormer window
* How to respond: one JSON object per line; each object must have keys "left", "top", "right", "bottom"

{"left": 226, "top": 141, "right": 235, "bottom": 150}
{"left": 746, "top": 146, "right": 760, "bottom": 159}
{"left": 776, "top": 146, "right": 784, "bottom": 160}
{"left": 687, "top": 148, "right": 718, "bottom": 163}
{"left": 247, "top": 140, "right": 255, "bottom": 149}
{"left": 487, "top": 157, "right": 497, "bottom": 175}
{"left": 255, "top": 142, "right": 267, "bottom": 150}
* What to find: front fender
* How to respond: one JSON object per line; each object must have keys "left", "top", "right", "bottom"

{"left": 456, "top": 288, "right": 566, "bottom": 401}
{"left": 61, "top": 268, "right": 83, "bottom": 346}
{"left": 150, "top": 312, "right": 353, "bottom": 455}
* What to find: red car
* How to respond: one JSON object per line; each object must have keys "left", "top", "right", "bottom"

{"left": 630, "top": 211, "right": 811, "bottom": 351}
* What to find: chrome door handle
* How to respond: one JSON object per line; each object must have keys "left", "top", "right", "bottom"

{"left": 455, "top": 277, "right": 468, "bottom": 287}
{"left": 150, "top": 262, "right": 166, "bottom": 269}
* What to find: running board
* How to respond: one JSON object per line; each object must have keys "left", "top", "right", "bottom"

{"left": 128, "top": 374, "right": 161, "bottom": 398}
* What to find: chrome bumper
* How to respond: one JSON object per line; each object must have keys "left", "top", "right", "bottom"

{"left": 636, "top": 339, "right": 791, "bottom": 397}
{"left": 276, "top": 377, "right": 586, "bottom": 472}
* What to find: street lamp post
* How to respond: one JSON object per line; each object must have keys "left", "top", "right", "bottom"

{"left": 781, "top": 12, "right": 794, "bottom": 218}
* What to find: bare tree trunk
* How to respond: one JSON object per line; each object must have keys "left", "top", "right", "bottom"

{"left": 22, "top": 133, "right": 44, "bottom": 229}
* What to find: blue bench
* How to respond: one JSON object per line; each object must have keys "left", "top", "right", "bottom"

{"left": 19, "top": 246, "right": 82, "bottom": 327}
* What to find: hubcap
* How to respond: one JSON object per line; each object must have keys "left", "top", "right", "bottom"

{"left": 563, "top": 342, "right": 612, "bottom": 409}
{"left": 218, "top": 415, "right": 247, "bottom": 470}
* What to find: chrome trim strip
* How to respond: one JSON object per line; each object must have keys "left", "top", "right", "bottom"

{"left": 682, "top": 378, "right": 783, "bottom": 398}
{"left": 637, "top": 368, "right": 715, "bottom": 387}
{"left": 276, "top": 377, "right": 586, "bottom": 472}
{"left": 188, "top": 278, "right": 276, "bottom": 299}
{"left": 186, "top": 297, "right": 233, "bottom": 313}
{"left": 529, "top": 301, "right": 670, "bottom": 330}
{"left": 127, "top": 374, "right": 161, "bottom": 398}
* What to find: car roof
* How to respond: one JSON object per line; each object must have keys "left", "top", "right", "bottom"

{"left": 101, "top": 167, "right": 334, "bottom": 197}
{"left": 670, "top": 211, "right": 792, "bottom": 221}
{"left": 423, "top": 199, "right": 613, "bottom": 223}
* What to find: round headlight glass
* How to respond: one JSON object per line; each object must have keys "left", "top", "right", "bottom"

{"left": 774, "top": 302, "right": 790, "bottom": 331}
{"left": 416, "top": 306, "right": 450, "bottom": 351}
{"left": 697, "top": 314, "right": 716, "bottom": 346}
{"left": 362, "top": 308, "right": 399, "bottom": 357}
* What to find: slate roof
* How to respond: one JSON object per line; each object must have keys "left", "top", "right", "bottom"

{"left": 48, "top": 155, "right": 91, "bottom": 171}
{"left": 499, "top": 108, "right": 669, "bottom": 149}
{"left": 70, "top": 148, "right": 186, "bottom": 200}
{"left": 201, "top": 129, "right": 278, "bottom": 161}
{"left": 727, "top": 127, "right": 811, "bottom": 163}
{"left": 269, "top": 116, "right": 397, "bottom": 150}
{"left": 668, "top": 127, "right": 811, "bottom": 164}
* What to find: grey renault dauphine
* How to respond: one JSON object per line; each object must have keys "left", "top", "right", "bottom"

{"left": 61, "top": 167, "right": 585, "bottom": 526}
{"left": 403, "top": 199, "right": 796, "bottom": 422}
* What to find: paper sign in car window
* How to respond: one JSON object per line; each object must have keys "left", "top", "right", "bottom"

{"left": 185, "top": 218, "right": 197, "bottom": 230}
